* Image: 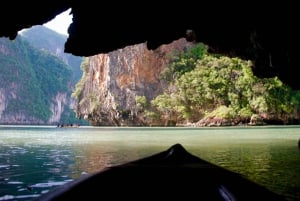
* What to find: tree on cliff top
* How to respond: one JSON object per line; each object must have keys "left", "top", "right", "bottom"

{"left": 150, "top": 43, "right": 300, "bottom": 125}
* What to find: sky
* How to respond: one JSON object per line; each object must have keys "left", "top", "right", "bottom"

{"left": 43, "top": 8, "right": 73, "bottom": 36}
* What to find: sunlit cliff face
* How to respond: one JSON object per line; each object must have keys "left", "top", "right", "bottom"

{"left": 75, "top": 38, "right": 194, "bottom": 126}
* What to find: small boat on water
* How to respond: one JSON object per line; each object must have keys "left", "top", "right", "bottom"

{"left": 35, "top": 143, "right": 286, "bottom": 201}
{"left": 56, "top": 124, "right": 80, "bottom": 128}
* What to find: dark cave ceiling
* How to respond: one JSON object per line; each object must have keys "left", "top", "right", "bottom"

{"left": 0, "top": 1, "right": 299, "bottom": 89}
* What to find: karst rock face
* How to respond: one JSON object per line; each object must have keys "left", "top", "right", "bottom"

{"left": 75, "top": 38, "right": 193, "bottom": 126}
{"left": 0, "top": 2, "right": 300, "bottom": 89}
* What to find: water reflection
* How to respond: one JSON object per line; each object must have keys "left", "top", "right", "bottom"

{"left": 0, "top": 126, "right": 300, "bottom": 201}
{"left": 190, "top": 141, "right": 300, "bottom": 201}
{"left": 0, "top": 144, "right": 76, "bottom": 200}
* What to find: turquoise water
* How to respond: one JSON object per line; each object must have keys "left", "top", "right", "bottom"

{"left": 0, "top": 125, "right": 299, "bottom": 200}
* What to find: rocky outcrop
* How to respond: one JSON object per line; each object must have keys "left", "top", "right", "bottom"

{"left": 0, "top": 86, "right": 45, "bottom": 124}
{"left": 48, "top": 92, "right": 67, "bottom": 123}
{"left": 75, "top": 38, "right": 194, "bottom": 126}
{"left": 0, "top": 88, "right": 6, "bottom": 119}
{"left": 0, "top": 89, "right": 69, "bottom": 124}
{"left": 0, "top": 36, "right": 82, "bottom": 125}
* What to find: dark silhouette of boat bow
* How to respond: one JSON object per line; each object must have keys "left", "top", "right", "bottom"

{"left": 35, "top": 143, "right": 286, "bottom": 201}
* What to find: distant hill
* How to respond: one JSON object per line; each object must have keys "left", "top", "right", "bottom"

{"left": 21, "top": 25, "right": 83, "bottom": 84}
{"left": 0, "top": 27, "right": 87, "bottom": 125}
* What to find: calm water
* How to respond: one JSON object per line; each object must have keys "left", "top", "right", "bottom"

{"left": 0, "top": 125, "right": 300, "bottom": 201}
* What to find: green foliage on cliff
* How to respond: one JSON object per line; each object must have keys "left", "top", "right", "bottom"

{"left": 21, "top": 26, "right": 83, "bottom": 84}
{"left": 0, "top": 36, "right": 71, "bottom": 122}
{"left": 0, "top": 26, "right": 89, "bottom": 125}
{"left": 72, "top": 57, "right": 89, "bottom": 101}
{"left": 135, "top": 95, "right": 147, "bottom": 110}
{"left": 28, "top": 47, "right": 71, "bottom": 96}
{"left": 150, "top": 44, "right": 300, "bottom": 125}
{"left": 160, "top": 43, "right": 207, "bottom": 82}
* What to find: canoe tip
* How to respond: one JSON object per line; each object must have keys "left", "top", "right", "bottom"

{"left": 167, "top": 143, "right": 188, "bottom": 153}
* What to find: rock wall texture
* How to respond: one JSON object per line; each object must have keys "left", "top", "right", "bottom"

{"left": 0, "top": 88, "right": 69, "bottom": 125}
{"left": 75, "top": 38, "right": 194, "bottom": 126}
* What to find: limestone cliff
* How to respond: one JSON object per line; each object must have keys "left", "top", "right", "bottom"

{"left": 75, "top": 38, "right": 194, "bottom": 126}
{"left": 48, "top": 92, "right": 67, "bottom": 123}
{"left": 0, "top": 36, "right": 86, "bottom": 125}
